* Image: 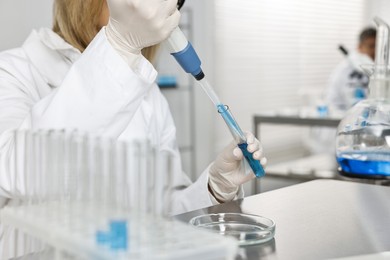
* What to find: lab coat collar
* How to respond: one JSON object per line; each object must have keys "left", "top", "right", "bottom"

{"left": 38, "top": 28, "right": 81, "bottom": 63}
{"left": 22, "top": 28, "right": 81, "bottom": 88}
{"left": 37, "top": 28, "right": 74, "bottom": 50}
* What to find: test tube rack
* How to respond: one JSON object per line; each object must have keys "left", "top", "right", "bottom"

{"left": 1, "top": 202, "right": 237, "bottom": 260}
{"left": 2, "top": 130, "right": 238, "bottom": 259}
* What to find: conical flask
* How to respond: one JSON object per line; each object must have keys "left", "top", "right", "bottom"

{"left": 336, "top": 17, "right": 390, "bottom": 178}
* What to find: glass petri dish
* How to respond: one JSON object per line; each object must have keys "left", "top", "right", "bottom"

{"left": 189, "top": 213, "right": 275, "bottom": 246}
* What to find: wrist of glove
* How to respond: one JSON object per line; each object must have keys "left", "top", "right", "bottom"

{"left": 106, "top": 20, "right": 143, "bottom": 69}
{"left": 208, "top": 132, "right": 267, "bottom": 203}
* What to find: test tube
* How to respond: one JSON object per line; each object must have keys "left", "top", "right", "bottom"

{"left": 68, "top": 131, "right": 86, "bottom": 232}
{"left": 94, "top": 136, "right": 110, "bottom": 251}
{"left": 110, "top": 139, "right": 129, "bottom": 254}
{"left": 127, "top": 141, "right": 139, "bottom": 214}
{"left": 12, "top": 130, "right": 21, "bottom": 201}
{"left": 125, "top": 140, "right": 143, "bottom": 254}
{"left": 32, "top": 130, "right": 45, "bottom": 252}
{"left": 112, "top": 141, "right": 128, "bottom": 212}
{"left": 95, "top": 137, "right": 115, "bottom": 251}
{"left": 139, "top": 140, "right": 147, "bottom": 214}
{"left": 61, "top": 130, "right": 75, "bottom": 228}
{"left": 163, "top": 151, "right": 174, "bottom": 218}
{"left": 25, "top": 130, "right": 35, "bottom": 207}
{"left": 51, "top": 130, "right": 67, "bottom": 220}
{"left": 14, "top": 129, "right": 27, "bottom": 202}
{"left": 32, "top": 131, "right": 42, "bottom": 205}
{"left": 46, "top": 130, "right": 60, "bottom": 220}
{"left": 147, "top": 145, "right": 156, "bottom": 216}
{"left": 217, "top": 105, "right": 265, "bottom": 178}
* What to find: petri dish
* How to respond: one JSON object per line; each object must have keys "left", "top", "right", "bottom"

{"left": 189, "top": 213, "right": 275, "bottom": 246}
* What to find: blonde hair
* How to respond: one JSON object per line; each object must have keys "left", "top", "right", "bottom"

{"left": 52, "top": 0, "right": 159, "bottom": 62}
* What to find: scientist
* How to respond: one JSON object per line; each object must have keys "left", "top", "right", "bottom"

{"left": 325, "top": 27, "right": 376, "bottom": 110}
{"left": 0, "top": 0, "right": 266, "bottom": 258}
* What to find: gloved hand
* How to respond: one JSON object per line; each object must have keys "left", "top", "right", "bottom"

{"left": 106, "top": 0, "right": 180, "bottom": 66}
{"left": 208, "top": 132, "right": 267, "bottom": 203}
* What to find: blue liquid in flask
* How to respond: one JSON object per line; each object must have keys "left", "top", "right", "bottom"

{"left": 337, "top": 151, "right": 390, "bottom": 176}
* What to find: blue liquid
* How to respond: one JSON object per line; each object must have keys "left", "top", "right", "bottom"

{"left": 337, "top": 152, "right": 390, "bottom": 176}
{"left": 238, "top": 143, "right": 265, "bottom": 178}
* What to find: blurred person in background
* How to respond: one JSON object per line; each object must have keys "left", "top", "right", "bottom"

{"left": 325, "top": 27, "right": 376, "bottom": 111}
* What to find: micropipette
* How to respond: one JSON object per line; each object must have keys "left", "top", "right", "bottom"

{"left": 166, "top": 28, "right": 265, "bottom": 178}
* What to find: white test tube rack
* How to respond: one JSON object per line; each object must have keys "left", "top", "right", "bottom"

{"left": 1, "top": 130, "right": 238, "bottom": 260}
{"left": 1, "top": 204, "right": 237, "bottom": 260}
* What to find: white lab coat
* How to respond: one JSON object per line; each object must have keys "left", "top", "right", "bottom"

{"left": 325, "top": 51, "right": 372, "bottom": 110}
{"left": 0, "top": 28, "right": 236, "bottom": 259}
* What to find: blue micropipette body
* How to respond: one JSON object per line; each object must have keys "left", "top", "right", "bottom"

{"left": 166, "top": 28, "right": 265, "bottom": 178}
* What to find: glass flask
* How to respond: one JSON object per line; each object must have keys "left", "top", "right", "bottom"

{"left": 336, "top": 17, "right": 390, "bottom": 178}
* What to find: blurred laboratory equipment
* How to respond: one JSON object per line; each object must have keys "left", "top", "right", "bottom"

{"left": 336, "top": 17, "right": 390, "bottom": 178}
{"left": 1, "top": 130, "right": 237, "bottom": 260}
{"left": 165, "top": 27, "right": 265, "bottom": 178}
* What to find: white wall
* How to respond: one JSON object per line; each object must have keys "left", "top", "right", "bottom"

{"left": 364, "top": 0, "right": 390, "bottom": 25}
{"left": 0, "top": 0, "right": 53, "bottom": 51}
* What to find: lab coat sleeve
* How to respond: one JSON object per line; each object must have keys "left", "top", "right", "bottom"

{"left": 0, "top": 29, "right": 157, "bottom": 199}
{"left": 200, "top": 164, "right": 245, "bottom": 206}
{"left": 169, "top": 164, "right": 244, "bottom": 215}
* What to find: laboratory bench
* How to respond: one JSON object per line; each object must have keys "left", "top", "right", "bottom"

{"left": 175, "top": 180, "right": 390, "bottom": 260}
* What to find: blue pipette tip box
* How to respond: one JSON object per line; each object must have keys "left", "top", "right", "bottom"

{"left": 157, "top": 75, "right": 177, "bottom": 88}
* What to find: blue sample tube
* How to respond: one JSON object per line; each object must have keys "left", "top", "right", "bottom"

{"left": 217, "top": 104, "right": 265, "bottom": 178}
